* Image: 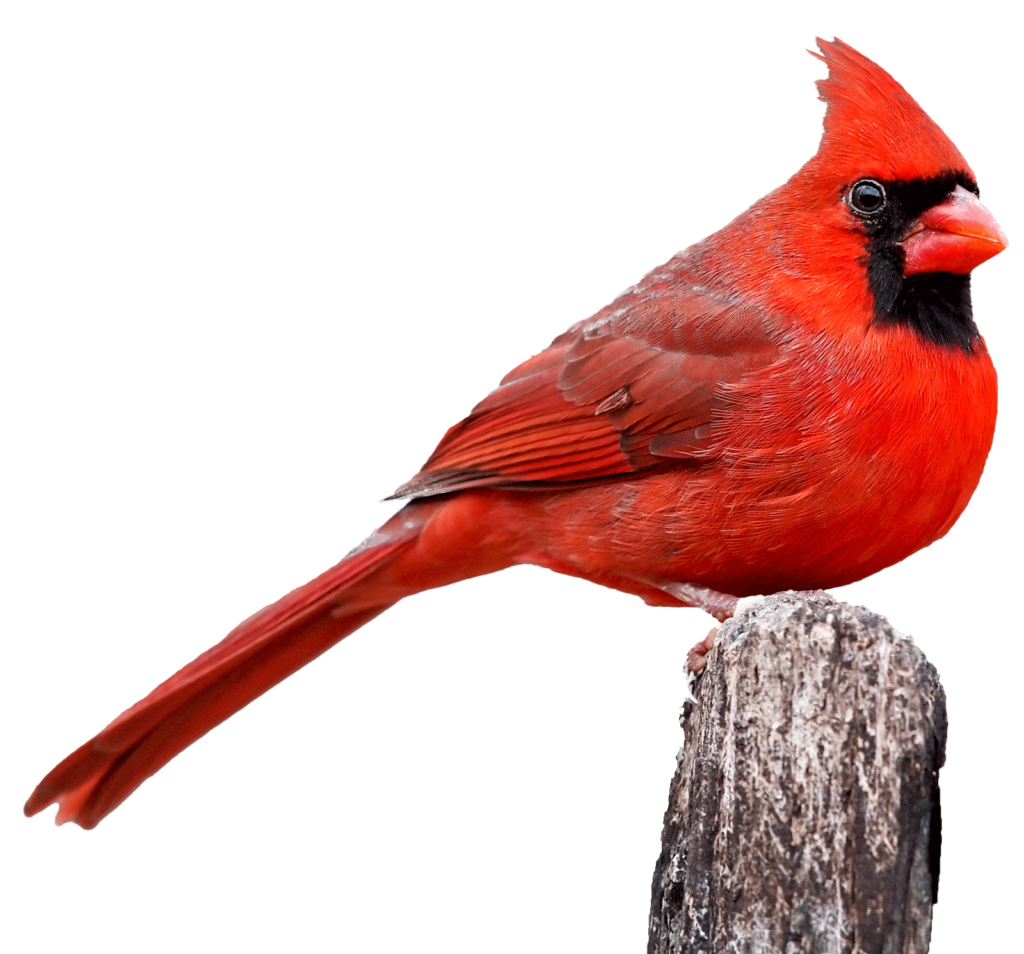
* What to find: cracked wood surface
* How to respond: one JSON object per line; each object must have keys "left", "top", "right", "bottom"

{"left": 649, "top": 594, "right": 946, "bottom": 954}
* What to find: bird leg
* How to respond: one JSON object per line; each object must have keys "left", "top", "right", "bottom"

{"left": 676, "top": 587, "right": 833, "bottom": 678}
{"left": 660, "top": 583, "right": 751, "bottom": 705}
{"left": 662, "top": 582, "right": 746, "bottom": 622}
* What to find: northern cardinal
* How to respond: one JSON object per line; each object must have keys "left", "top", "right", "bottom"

{"left": 26, "top": 38, "right": 1006, "bottom": 829}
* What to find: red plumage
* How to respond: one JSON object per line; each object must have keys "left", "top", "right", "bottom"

{"left": 26, "top": 38, "right": 1006, "bottom": 828}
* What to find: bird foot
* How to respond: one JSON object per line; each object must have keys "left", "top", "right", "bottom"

{"left": 687, "top": 626, "right": 719, "bottom": 674}
{"left": 684, "top": 597, "right": 765, "bottom": 683}
{"left": 677, "top": 589, "right": 829, "bottom": 709}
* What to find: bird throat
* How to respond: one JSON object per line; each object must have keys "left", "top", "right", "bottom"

{"left": 862, "top": 173, "right": 981, "bottom": 353}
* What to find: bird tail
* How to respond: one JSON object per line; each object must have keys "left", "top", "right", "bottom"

{"left": 24, "top": 498, "right": 482, "bottom": 829}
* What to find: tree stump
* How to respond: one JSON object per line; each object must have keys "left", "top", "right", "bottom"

{"left": 649, "top": 594, "right": 946, "bottom": 954}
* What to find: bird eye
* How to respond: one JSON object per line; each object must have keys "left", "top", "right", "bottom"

{"left": 848, "top": 179, "right": 887, "bottom": 216}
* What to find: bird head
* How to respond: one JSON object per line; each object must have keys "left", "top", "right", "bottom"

{"left": 762, "top": 39, "right": 1008, "bottom": 350}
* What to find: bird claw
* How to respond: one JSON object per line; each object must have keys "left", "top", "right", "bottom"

{"left": 686, "top": 625, "right": 718, "bottom": 673}
{"left": 684, "top": 589, "right": 770, "bottom": 691}
{"left": 680, "top": 590, "right": 832, "bottom": 711}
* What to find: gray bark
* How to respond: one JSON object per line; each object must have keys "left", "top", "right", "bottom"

{"left": 648, "top": 594, "right": 946, "bottom": 954}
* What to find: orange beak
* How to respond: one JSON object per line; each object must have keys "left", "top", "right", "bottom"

{"left": 901, "top": 185, "right": 1008, "bottom": 276}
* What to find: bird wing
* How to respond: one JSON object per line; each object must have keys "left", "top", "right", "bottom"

{"left": 392, "top": 272, "right": 781, "bottom": 498}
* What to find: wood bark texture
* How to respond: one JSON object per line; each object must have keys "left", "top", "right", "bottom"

{"left": 648, "top": 594, "right": 946, "bottom": 954}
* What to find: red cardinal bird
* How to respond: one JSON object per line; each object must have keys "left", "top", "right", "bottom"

{"left": 26, "top": 39, "right": 1006, "bottom": 828}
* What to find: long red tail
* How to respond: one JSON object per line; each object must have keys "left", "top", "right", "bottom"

{"left": 24, "top": 500, "right": 472, "bottom": 828}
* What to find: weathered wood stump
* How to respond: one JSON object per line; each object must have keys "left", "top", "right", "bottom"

{"left": 649, "top": 594, "right": 946, "bottom": 954}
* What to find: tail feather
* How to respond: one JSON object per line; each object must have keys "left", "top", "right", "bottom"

{"left": 24, "top": 522, "right": 421, "bottom": 828}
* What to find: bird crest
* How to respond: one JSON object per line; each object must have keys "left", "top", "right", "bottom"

{"left": 810, "top": 38, "right": 972, "bottom": 184}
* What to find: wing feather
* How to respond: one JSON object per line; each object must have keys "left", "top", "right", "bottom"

{"left": 391, "top": 269, "right": 781, "bottom": 498}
